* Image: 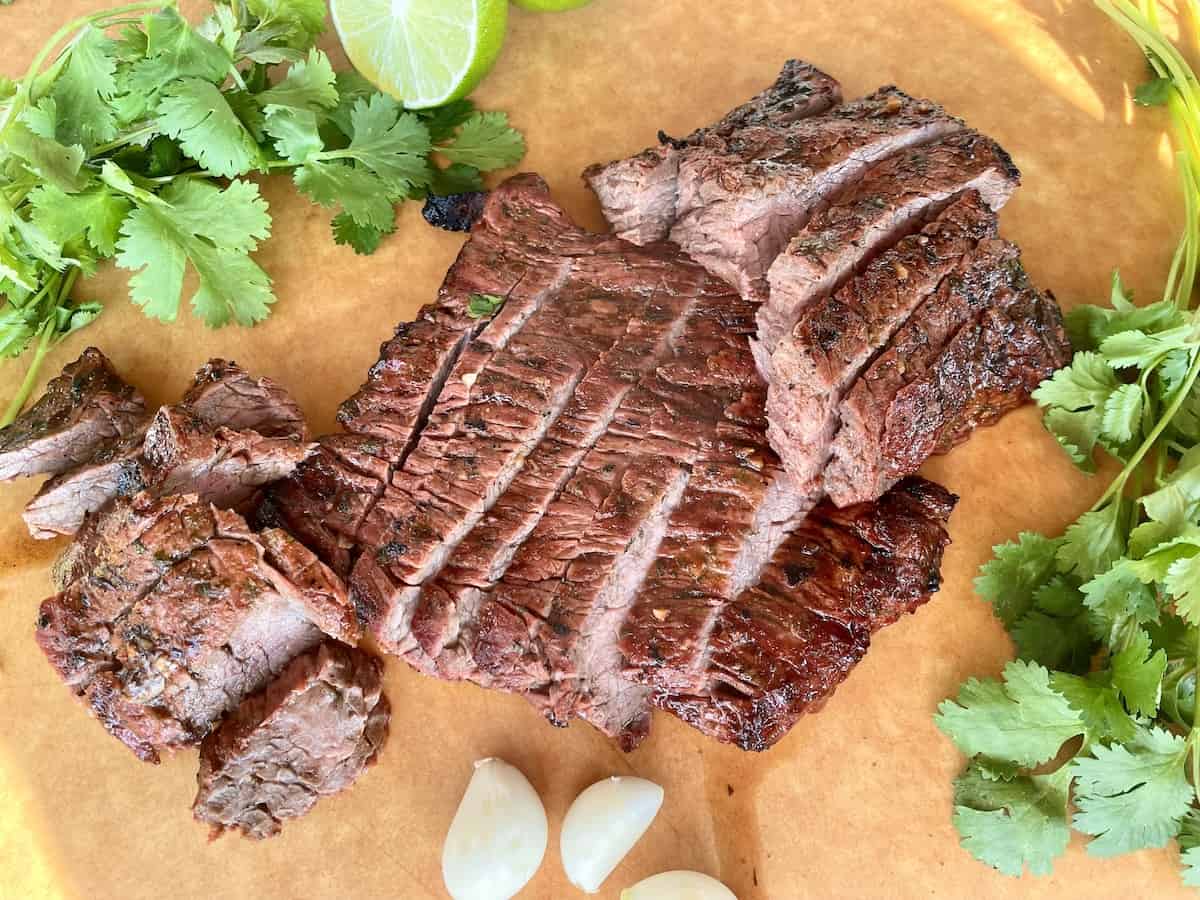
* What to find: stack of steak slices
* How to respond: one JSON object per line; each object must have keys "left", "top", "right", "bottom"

{"left": 268, "top": 173, "right": 958, "bottom": 751}
{"left": 2, "top": 352, "right": 388, "bottom": 835}
{"left": 587, "top": 60, "right": 1071, "bottom": 502}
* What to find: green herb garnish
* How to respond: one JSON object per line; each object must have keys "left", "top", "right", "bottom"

{"left": 467, "top": 292, "right": 505, "bottom": 318}
{"left": 936, "top": 0, "right": 1200, "bottom": 885}
{"left": 0, "top": 0, "right": 526, "bottom": 426}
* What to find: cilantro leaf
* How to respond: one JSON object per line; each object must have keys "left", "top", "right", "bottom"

{"left": 4, "top": 121, "right": 88, "bottom": 193}
{"left": 1057, "top": 501, "right": 1126, "bottom": 581}
{"left": 1110, "top": 629, "right": 1167, "bottom": 717}
{"left": 344, "top": 94, "right": 432, "bottom": 191}
{"left": 934, "top": 660, "right": 1083, "bottom": 769}
{"left": 1135, "top": 76, "right": 1173, "bottom": 106}
{"left": 439, "top": 111, "right": 526, "bottom": 171}
{"left": 1032, "top": 351, "right": 1118, "bottom": 410}
{"left": 1079, "top": 563, "right": 1160, "bottom": 643}
{"left": 294, "top": 159, "right": 395, "bottom": 230}
{"left": 468, "top": 293, "right": 506, "bottom": 318}
{"left": 975, "top": 532, "right": 1061, "bottom": 628}
{"left": 245, "top": 0, "right": 327, "bottom": 49}
{"left": 331, "top": 213, "right": 389, "bottom": 255}
{"left": 431, "top": 163, "right": 484, "bottom": 196}
{"left": 419, "top": 98, "right": 476, "bottom": 143}
{"left": 156, "top": 79, "right": 262, "bottom": 178}
{"left": 1183, "top": 809, "right": 1200, "bottom": 887}
{"left": 1101, "top": 382, "right": 1144, "bottom": 444}
{"left": 112, "top": 170, "right": 273, "bottom": 326}
{"left": 1043, "top": 406, "right": 1104, "bottom": 471}
{"left": 256, "top": 48, "right": 338, "bottom": 112}
{"left": 1165, "top": 552, "right": 1200, "bottom": 626}
{"left": 1072, "top": 726, "right": 1193, "bottom": 857}
{"left": 952, "top": 762, "right": 1071, "bottom": 877}
{"left": 27, "top": 184, "right": 131, "bottom": 257}
{"left": 1048, "top": 672, "right": 1138, "bottom": 743}
{"left": 50, "top": 26, "right": 119, "bottom": 152}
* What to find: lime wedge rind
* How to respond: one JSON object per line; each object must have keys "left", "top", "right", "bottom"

{"left": 331, "top": 0, "right": 507, "bottom": 109}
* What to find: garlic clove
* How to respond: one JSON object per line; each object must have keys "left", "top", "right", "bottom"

{"left": 442, "top": 757, "right": 548, "bottom": 900}
{"left": 621, "top": 870, "right": 738, "bottom": 900}
{"left": 561, "top": 776, "right": 664, "bottom": 893}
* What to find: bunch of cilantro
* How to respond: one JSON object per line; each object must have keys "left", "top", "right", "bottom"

{"left": 935, "top": 1, "right": 1200, "bottom": 886}
{"left": 0, "top": 0, "right": 525, "bottom": 426}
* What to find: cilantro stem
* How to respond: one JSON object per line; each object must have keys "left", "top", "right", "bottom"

{"left": 1, "top": 317, "right": 53, "bottom": 429}
{"left": 1094, "top": 349, "right": 1200, "bottom": 509}
{"left": 90, "top": 125, "right": 158, "bottom": 157}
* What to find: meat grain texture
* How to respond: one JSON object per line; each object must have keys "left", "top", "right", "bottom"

{"left": 194, "top": 641, "right": 390, "bottom": 840}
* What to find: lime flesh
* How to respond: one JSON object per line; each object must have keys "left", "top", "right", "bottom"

{"left": 330, "top": 0, "right": 509, "bottom": 108}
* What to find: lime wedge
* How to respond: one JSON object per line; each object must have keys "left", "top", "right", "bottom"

{"left": 330, "top": 0, "right": 509, "bottom": 109}
{"left": 512, "top": 0, "right": 594, "bottom": 9}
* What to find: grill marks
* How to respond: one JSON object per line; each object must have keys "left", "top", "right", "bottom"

{"left": 652, "top": 478, "right": 956, "bottom": 750}
{"left": 408, "top": 276, "right": 704, "bottom": 677}
{"left": 756, "top": 131, "right": 1021, "bottom": 363}
{"left": 668, "top": 87, "right": 966, "bottom": 298}
{"left": 765, "top": 192, "right": 999, "bottom": 493}
{"left": 584, "top": 60, "right": 843, "bottom": 246}
{"left": 275, "top": 174, "right": 957, "bottom": 753}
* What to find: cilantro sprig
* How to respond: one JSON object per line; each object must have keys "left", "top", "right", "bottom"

{"left": 0, "top": 0, "right": 526, "bottom": 426}
{"left": 936, "top": 1, "right": 1200, "bottom": 886}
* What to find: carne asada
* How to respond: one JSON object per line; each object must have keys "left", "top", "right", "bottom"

{"left": 265, "top": 175, "right": 954, "bottom": 751}
{"left": 824, "top": 241, "right": 1071, "bottom": 505}
{"left": 23, "top": 360, "right": 309, "bottom": 538}
{"left": 0, "top": 348, "right": 144, "bottom": 481}
{"left": 36, "top": 493, "right": 358, "bottom": 762}
{"left": 193, "top": 641, "right": 389, "bottom": 840}
{"left": 584, "top": 60, "right": 842, "bottom": 247}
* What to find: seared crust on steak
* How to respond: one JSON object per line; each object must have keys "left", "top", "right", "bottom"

{"left": 0, "top": 348, "right": 144, "bottom": 481}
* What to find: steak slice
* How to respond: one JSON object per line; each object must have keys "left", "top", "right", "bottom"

{"left": 765, "top": 191, "right": 997, "bottom": 492}
{"left": 181, "top": 359, "right": 307, "bottom": 438}
{"left": 141, "top": 405, "right": 315, "bottom": 510}
{"left": 646, "top": 477, "right": 955, "bottom": 750}
{"left": 406, "top": 270, "right": 706, "bottom": 678}
{"left": 669, "top": 87, "right": 965, "bottom": 298}
{"left": 23, "top": 428, "right": 149, "bottom": 539}
{"left": 259, "top": 434, "right": 400, "bottom": 578}
{"left": 584, "top": 60, "right": 842, "bottom": 246}
{"left": 755, "top": 131, "right": 1020, "bottom": 365}
{"left": 193, "top": 641, "right": 389, "bottom": 840}
{"left": 0, "top": 347, "right": 144, "bottom": 481}
{"left": 825, "top": 249, "right": 1071, "bottom": 505}
{"left": 36, "top": 493, "right": 358, "bottom": 762}
{"left": 23, "top": 360, "right": 309, "bottom": 538}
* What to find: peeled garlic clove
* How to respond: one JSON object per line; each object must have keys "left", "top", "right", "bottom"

{"left": 621, "top": 871, "right": 738, "bottom": 900}
{"left": 442, "top": 758, "right": 548, "bottom": 900}
{"left": 561, "top": 776, "right": 664, "bottom": 893}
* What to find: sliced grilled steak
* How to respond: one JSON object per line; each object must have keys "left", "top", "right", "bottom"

{"left": 423, "top": 191, "right": 488, "bottom": 232}
{"left": 0, "top": 348, "right": 144, "bottom": 481}
{"left": 765, "top": 192, "right": 997, "bottom": 493}
{"left": 259, "top": 434, "right": 400, "bottom": 577}
{"left": 181, "top": 359, "right": 307, "bottom": 438}
{"left": 645, "top": 477, "right": 955, "bottom": 751}
{"left": 23, "top": 428, "right": 149, "bottom": 539}
{"left": 193, "top": 641, "right": 389, "bottom": 840}
{"left": 584, "top": 60, "right": 842, "bottom": 246}
{"left": 351, "top": 176, "right": 819, "bottom": 750}
{"left": 825, "top": 251, "right": 1070, "bottom": 505}
{"left": 141, "top": 406, "right": 314, "bottom": 510}
{"left": 36, "top": 493, "right": 358, "bottom": 762}
{"left": 755, "top": 132, "right": 1020, "bottom": 365}
{"left": 23, "top": 360, "right": 309, "bottom": 538}
{"left": 669, "top": 87, "right": 965, "bottom": 298}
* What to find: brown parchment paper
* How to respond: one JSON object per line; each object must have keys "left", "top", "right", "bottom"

{"left": 0, "top": 1, "right": 1192, "bottom": 897}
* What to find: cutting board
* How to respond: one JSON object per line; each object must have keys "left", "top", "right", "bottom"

{"left": 0, "top": 1, "right": 1190, "bottom": 897}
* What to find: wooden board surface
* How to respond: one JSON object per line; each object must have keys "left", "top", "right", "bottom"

{"left": 0, "top": 1, "right": 1191, "bottom": 897}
